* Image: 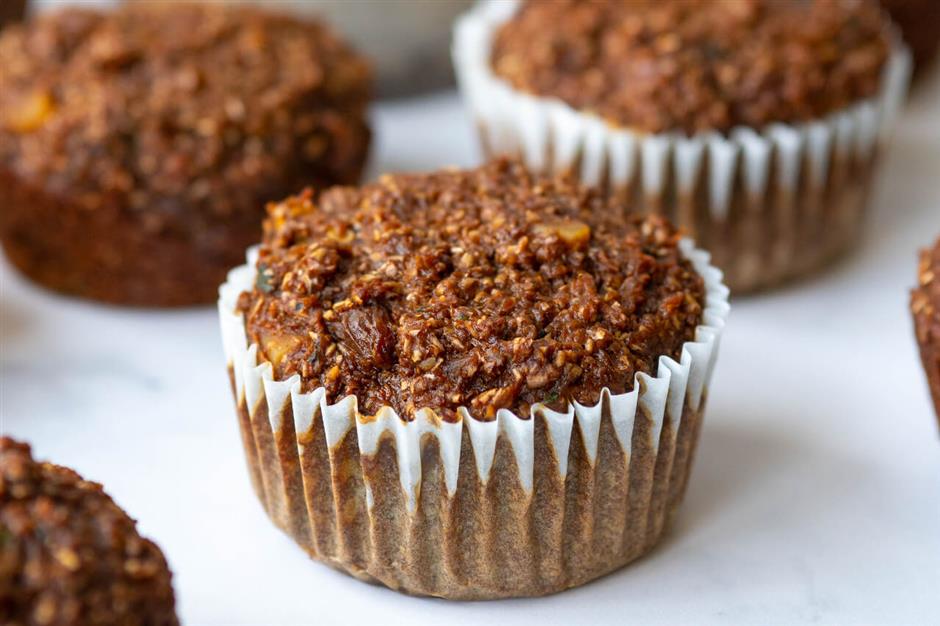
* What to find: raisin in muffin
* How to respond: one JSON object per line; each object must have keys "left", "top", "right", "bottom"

{"left": 0, "top": 3, "right": 371, "bottom": 306}
{"left": 912, "top": 237, "right": 940, "bottom": 429}
{"left": 454, "top": 0, "right": 910, "bottom": 293}
{"left": 218, "top": 159, "right": 729, "bottom": 598}
{"left": 0, "top": 438, "right": 178, "bottom": 625}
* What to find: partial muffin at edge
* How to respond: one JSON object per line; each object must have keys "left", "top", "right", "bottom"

{"left": 0, "top": 3, "right": 371, "bottom": 306}
{"left": 0, "top": 437, "right": 178, "bottom": 625}
{"left": 912, "top": 237, "right": 940, "bottom": 428}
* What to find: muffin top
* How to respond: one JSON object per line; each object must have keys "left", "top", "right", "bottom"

{"left": 913, "top": 237, "right": 940, "bottom": 346}
{"left": 0, "top": 3, "right": 370, "bottom": 221}
{"left": 238, "top": 159, "right": 705, "bottom": 421}
{"left": 0, "top": 438, "right": 177, "bottom": 626}
{"left": 491, "top": 0, "right": 890, "bottom": 134}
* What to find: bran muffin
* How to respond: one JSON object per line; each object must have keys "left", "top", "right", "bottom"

{"left": 218, "top": 159, "right": 730, "bottom": 598}
{"left": 454, "top": 0, "right": 910, "bottom": 293}
{"left": 0, "top": 3, "right": 371, "bottom": 306}
{"left": 0, "top": 438, "right": 178, "bottom": 625}
{"left": 912, "top": 237, "right": 940, "bottom": 429}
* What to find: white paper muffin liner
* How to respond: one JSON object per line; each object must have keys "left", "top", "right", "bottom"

{"left": 453, "top": 0, "right": 912, "bottom": 293}
{"left": 218, "top": 238, "right": 729, "bottom": 599}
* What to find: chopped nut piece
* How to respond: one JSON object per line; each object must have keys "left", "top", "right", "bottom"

{"left": 5, "top": 90, "right": 55, "bottom": 133}
{"left": 260, "top": 331, "right": 302, "bottom": 366}
{"left": 54, "top": 548, "right": 81, "bottom": 571}
{"left": 533, "top": 219, "right": 591, "bottom": 246}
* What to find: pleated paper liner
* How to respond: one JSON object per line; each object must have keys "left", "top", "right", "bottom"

{"left": 218, "top": 240, "right": 729, "bottom": 599}
{"left": 453, "top": 0, "right": 912, "bottom": 293}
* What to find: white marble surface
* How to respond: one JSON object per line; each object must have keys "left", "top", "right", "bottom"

{"left": 2, "top": 70, "right": 939, "bottom": 625}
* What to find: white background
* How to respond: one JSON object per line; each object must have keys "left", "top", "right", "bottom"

{"left": 2, "top": 65, "right": 939, "bottom": 626}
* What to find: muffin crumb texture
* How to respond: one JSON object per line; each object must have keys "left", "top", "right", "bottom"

{"left": 491, "top": 0, "right": 890, "bottom": 134}
{"left": 0, "top": 438, "right": 178, "bottom": 626}
{"left": 239, "top": 160, "right": 705, "bottom": 420}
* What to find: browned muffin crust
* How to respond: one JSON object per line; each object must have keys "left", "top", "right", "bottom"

{"left": 238, "top": 159, "right": 705, "bottom": 421}
{"left": 881, "top": 0, "right": 940, "bottom": 75}
{"left": 0, "top": 438, "right": 178, "bottom": 625}
{"left": 0, "top": 4, "right": 371, "bottom": 306}
{"left": 912, "top": 237, "right": 940, "bottom": 425}
{"left": 491, "top": 0, "right": 891, "bottom": 134}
